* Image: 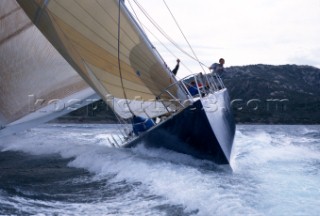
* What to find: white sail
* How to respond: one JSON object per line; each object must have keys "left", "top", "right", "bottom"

{"left": 0, "top": 0, "right": 97, "bottom": 136}
{"left": 17, "top": 0, "right": 186, "bottom": 119}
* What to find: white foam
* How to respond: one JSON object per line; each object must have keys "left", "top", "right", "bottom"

{"left": 1, "top": 124, "right": 320, "bottom": 215}
{"left": 233, "top": 125, "right": 320, "bottom": 167}
{"left": 0, "top": 124, "right": 259, "bottom": 215}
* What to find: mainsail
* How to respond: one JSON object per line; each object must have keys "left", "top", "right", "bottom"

{"left": 0, "top": 0, "right": 97, "bottom": 136}
{"left": 17, "top": 0, "right": 186, "bottom": 119}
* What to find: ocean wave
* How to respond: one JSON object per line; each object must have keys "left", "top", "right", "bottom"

{"left": 1, "top": 124, "right": 320, "bottom": 215}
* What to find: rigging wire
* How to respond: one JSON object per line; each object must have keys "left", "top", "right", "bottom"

{"left": 132, "top": 0, "right": 189, "bottom": 59}
{"left": 130, "top": 0, "right": 209, "bottom": 70}
{"left": 143, "top": 26, "right": 194, "bottom": 76}
{"left": 128, "top": 0, "right": 181, "bottom": 71}
{"left": 126, "top": 0, "right": 193, "bottom": 78}
{"left": 162, "top": 0, "right": 207, "bottom": 73}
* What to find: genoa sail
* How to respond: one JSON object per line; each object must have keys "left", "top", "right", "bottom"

{"left": 0, "top": 0, "right": 97, "bottom": 136}
{"left": 17, "top": 0, "right": 186, "bottom": 119}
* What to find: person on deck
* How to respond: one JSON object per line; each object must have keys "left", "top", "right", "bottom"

{"left": 187, "top": 81, "right": 199, "bottom": 96}
{"left": 209, "top": 58, "right": 225, "bottom": 76}
{"left": 171, "top": 59, "right": 180, "bottom": 76}
{"left": 132, "top": 115, "right": 155, "bottom": 136}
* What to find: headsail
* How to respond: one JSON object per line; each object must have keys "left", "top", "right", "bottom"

{"left": 17, "top": 0, "right": 186, "bottom": 119}
{"left": 0, "top": 0, "right": 97, "bottom": 136}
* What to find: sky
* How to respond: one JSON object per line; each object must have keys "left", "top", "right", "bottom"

{"left": 126, "top": 0, "right": 320, "bottom": 77}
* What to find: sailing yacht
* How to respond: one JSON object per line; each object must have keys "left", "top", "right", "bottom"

{"left": 17, "top": 0, "right": 235, "bottom": 164}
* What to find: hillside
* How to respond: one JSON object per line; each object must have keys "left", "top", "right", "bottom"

{"left": 223, "top": 64, "right": 320, "bottom": 124}
{"left": 55, "top": 64, "right": 320, "bottom": 124}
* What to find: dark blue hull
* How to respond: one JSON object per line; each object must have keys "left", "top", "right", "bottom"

{"left": 125, "top": 90, "right": 235, "bottom": 164}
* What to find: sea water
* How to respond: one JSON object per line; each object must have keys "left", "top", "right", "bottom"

{"left": 0, "top": 124, "right": 319, "bottom": 215}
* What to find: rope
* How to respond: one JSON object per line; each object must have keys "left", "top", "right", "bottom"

{"left": 162, "top": 0, "right": 207, "bottom": 73}
{"left": 130, "top": 0, "right": 209, "bottom": 70}
{"left": 117, "top": 0, "right": 134, "bottom": 115}
{"left": 143, "top": 27, "right": 194, "bottom": 76}
{"left": 127, "top": 0, "right": 147, "bottom": 36}
{"left": 127, "top": 1, "right": 193, "bottom": 78}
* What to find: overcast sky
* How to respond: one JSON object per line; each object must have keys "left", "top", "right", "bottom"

{"left": 126, "top": 0, "right": 320, "bottom": 77}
